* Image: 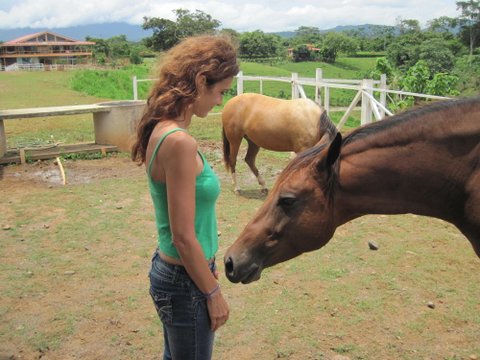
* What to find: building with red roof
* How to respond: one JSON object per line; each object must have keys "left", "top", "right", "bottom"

{"left": 0, "top": 31, "right": 95, "bottom": 70}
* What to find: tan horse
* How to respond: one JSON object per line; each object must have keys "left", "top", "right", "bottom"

{"left": 224, "top": 96, "right": 480, "bottom": 284}
{"left": 222, "top": 93, "right": 336, "bottom": 193}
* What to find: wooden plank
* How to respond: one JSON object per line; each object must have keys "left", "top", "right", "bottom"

{"left": 0, "top": 104, "right": 111, "bottom": 120}
{"left": 0, "top": 143, "right": 118, "bottom": 165}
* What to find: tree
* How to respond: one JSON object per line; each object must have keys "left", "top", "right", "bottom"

{"left": 427, "top": 16, "right": 458, "bottom": 34}
{"left": 142, "top": 17, "right": 178, "bottom": 51}
{"left": 396, "top": 18, "right": 421, "bottom": 35}
{"left": 293, "top": 26, "right": 322, "bottom": 45}
{"left": 175, "top": 9, "right": 220, "bottom": 36}
{"left": 129, "top": 47, "right": 143, "bottom": 65}
{"left": 239, "top": 31, "right": 283, "bottom": 61}
{"left": 291, "top": 44, "right": 312, "bottom": 62}
{"left": 369, "top": 25, "right": 396, "bottom": 52}
{"left": 220, "top": 28, "right": 240, "bottom": 45}
{"left": 318, "top": 46, "right": 336, "bottom": 63}
{"left": 418, "top": 37, "right": 455, "bottom": 73}
{"left": 386, "top": 33, "right": 424, "bottom": 70}
{"left": 86, "top": 36, "right": 110, "bottom": 61}
{"left": 456, "top": 0, "right": 480, "bottom": 56}
{"left": 108, "top": 35, "right": 130, "bottom": 58}
{"left": 400, "top": 60, "right": 459, "bottom": 100}
{"left": 453, "top": 54, "right": 480, "bottom": 95}
{"left": 318, "top": 32, "right": 359, "bottom": 63}
{"left": 142, "top": 9, "right": 221, "bottom": 51}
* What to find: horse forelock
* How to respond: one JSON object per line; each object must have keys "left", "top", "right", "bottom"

{"left": 276, "top": 143, "right": 337, "bottom": 204}
{"left": 283, "top": 145, "right": 326, "bottom": 174}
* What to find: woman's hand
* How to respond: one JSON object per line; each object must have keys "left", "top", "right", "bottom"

{"left": 206, "top": 289, "right": 229, "bottom": 331}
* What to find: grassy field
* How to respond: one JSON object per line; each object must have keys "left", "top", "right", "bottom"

{"left": 0, "top": 71, "right": 111, "bottom": 148}
{"left": 1, "top": 60, "right": 363, "bottom": 150}
{"left": 1, "top": 67, "right": 479, "bottom": 360}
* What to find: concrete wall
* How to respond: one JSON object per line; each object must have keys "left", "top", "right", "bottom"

{"left": 94, "top": 100, "right": 146, "bottom": 152}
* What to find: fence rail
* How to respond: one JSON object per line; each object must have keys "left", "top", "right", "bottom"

{"left": 2, "top": 63, "right": 101, "bottom": 72}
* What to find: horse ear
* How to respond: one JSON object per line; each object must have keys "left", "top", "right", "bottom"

{"left": 315, "top": 132, "right": 342, "bottom": 177}
{"left": 326, "top": 132, "right": 342, "bottom": 168}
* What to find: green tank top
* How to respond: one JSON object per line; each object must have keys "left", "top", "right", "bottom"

{"left": 147, "top": 128, "right": 220, "bottom": 260}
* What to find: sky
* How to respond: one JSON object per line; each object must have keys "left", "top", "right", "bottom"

{"left": 0, "top": 0, "right": 460, "bottom": 32}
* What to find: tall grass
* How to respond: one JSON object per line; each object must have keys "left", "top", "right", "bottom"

{"left": 70, "top": 64, "right": 153, "bottom": 100}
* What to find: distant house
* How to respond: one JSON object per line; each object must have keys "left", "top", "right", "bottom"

{"left": 287, "top": 43, "right": 321, "bottom": 58}
{"left": 0, "top": 31, "right": 95, "bottom": 70}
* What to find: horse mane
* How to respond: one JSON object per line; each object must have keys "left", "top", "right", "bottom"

{"left": 342, "top": 96, "right": 479, "bottom": 146}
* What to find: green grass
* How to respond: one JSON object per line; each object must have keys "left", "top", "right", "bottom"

{"left": 0, "top": 71, "right": 110, "bottom": 148}
{"left": 70, "top": 64, "right": 153, "bottom": 100}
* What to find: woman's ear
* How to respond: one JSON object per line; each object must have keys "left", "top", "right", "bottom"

{"left": 195, "top": 74, "right": 207, "bottom": 91}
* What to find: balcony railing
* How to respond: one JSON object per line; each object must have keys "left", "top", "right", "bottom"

{"left": 1, "top": 48, "right": 93, "bottom": 56}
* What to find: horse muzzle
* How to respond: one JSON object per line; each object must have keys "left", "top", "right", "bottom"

{"left": 224, "top": 254, "right": 263, "bottom": 284}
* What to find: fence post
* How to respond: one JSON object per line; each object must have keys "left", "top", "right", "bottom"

{"left": 315, "top": 68, "right": 323, "bottom": 106}
{"left": 236, "top": 71, "right": 244, "bottom": 95}
{"left": 291, "top": 73, "right": 299, "bottom": 99}
{"left": 380, "top": 74, "right": 387, "bottom": 118}
{"left": 0, "top": 119, "right": 6, "bottom": 157}
{"left": 324, "top": 85, "right": 330, "bottom": 115}
{"left": 361, "top": 79, "right": 373, "bottom": 125}
{"left": 132, "top": 76, "right": 138, "bottom": 100}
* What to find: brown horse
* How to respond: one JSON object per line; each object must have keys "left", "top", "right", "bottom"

{"left": 224, "top": 96, "right": 480, "bottom": 284}
{"left": 222, "top": 93, "right": 337, "bottom": 193}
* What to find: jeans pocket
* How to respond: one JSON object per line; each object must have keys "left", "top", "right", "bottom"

{"left": 149, "top": 289, "right": 173, "bottom": 325}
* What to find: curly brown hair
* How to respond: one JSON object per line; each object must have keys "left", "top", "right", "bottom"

{"left": 131, "top": 34, "right": 239, "bottom": 164}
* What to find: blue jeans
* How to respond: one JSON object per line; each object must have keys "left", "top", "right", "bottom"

{"left": 149, "top": 251, "right": 216, "bottom": 360}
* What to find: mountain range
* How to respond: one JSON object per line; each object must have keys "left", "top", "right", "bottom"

{"left": 0, "top": 22, "right": 392, "bottom": 42}
{"left": 0, "top": 22, "right": 153, "bottom": 42}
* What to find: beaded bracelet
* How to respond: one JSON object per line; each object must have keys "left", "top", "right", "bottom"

{"left": 204, "top": 284, "right": 220, "bottom": 299}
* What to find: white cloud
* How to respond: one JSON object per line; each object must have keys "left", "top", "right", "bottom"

{"left": 0, "top": 0, "right": 460, "bottom": 31}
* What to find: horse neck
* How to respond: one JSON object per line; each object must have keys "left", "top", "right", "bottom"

{"left": 334, "top": 115, "right": 478, "bottom": 226}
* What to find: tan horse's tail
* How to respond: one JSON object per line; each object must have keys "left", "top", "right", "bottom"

{"left": 222, "top": 127, "right": 232, "bottom": 173}
{"left": 317, "top": 110, "right": 339, "bottom": 145}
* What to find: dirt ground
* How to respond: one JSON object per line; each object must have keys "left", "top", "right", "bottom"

{"left": 1, "top": 151, "right": 479, "bottom": 360}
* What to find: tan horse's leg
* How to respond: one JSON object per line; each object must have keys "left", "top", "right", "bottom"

{"left": 245, "top": 138, "right": 267, "bottom": 193}
{"left": 228, "top": 139, "right": 242, "bottom": 194}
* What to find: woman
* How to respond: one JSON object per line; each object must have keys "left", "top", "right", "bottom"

{"left": 131, "top": 35, "right": 239, "bottom": 359}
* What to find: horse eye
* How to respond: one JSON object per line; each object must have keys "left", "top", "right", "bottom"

{"left": 278, "top": 195, "right": 297, "bottom": 208}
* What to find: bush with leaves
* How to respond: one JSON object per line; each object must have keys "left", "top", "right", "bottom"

{"left": 292, "top": 44, "right": 312, "bottom": 62}
{"left": 418, "top": 38, "right": 456, "bottom": 73}
{"left": 453, "top": 55, "right": 480, "bottom": 96}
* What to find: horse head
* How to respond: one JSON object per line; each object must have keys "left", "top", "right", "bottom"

{"left": 224, "top": 133, "right": 343, "bottom": 284}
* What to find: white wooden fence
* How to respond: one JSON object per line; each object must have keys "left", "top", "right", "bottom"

{"left": 132, "top": 69, "right": 451, "bottom": 130}
{"left": 235, "top": 69, "right": 451, "bottom": 130}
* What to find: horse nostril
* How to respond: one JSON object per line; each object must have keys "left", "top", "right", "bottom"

{"left": 224, "top": 256, "right": 234, "bottom": 275}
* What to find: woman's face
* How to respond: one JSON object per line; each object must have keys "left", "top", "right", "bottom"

{"left": 193, "top": 76, "right": 234, "bottom": 118}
